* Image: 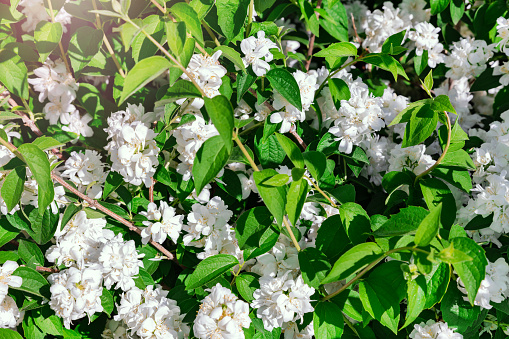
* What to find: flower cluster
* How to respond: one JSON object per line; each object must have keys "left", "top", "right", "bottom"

{"left": 194, "top": 283, "right": 251, "bottom": 339}
{"left": 181, "top": 51, "right": 227, "bottom": 100}
{"left": 141, "top": 201, "right": 184, "bottom": 244}
{"left": 409, "top": 320, "right": 462, "bottom": 339}
{"left": 241, "top": 31, "right": 279, "bottom": 76}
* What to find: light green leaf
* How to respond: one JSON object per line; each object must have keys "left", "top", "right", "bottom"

{"left": 214, "top": 46, "right": 245, "bottom": 71}
{"left": 431, "top": 95, "right": 457, "bottom": 114}
{"left": 402, "top": 275, "right": 427, "bottom": 328}
{"left": 171, "top": 2, "right": 204, "bottom": 43}
{"left": 424, "top": 263, "right": 450, "bottom": 309}
{"left": 322, "top": 242, "right": 383, "bottom": 284}
{"left": 450, "top": 237, "right": 487, "bottom": 305}
{"left": 313, "top": 302, "right": 344, "bottom": 339}
{"left": 415, "top": 202, "right": 442, "bottom": 247}
{"left": 185, "top": 254, "right": 239, "bottom": 290}
{"left": 262, "top": 173, "right": 290, "bottom": 186}
{"left": 420, "top": 178, "right": 457, "bottom": 230}
{"left": 299, "top": 247, "right": 331, "bottom": 289}
{"left": 363, "top": 53, "right": 408, "bottom": 81}
{"left": 359, "top": 277, "right": 400, "bottom": 334}
{"left": 328, "top": 78, "right": 350, "bottom": 110}
{"left": 101, "top": 288, "right": 114, "bottom": 316}
{"left": 402, "top": 104, "right": 438, "bottom": 148}
{"left": 192, "top": 135, "right": 230, "bottom": 194}
{"left": 0, "top": 329, "right": 23, "bottom": 339}
{"left": 119, "top": 56, "right": 171, "bottom": 105}
{"left": 12, "top": 266, "right": 50, "bottom": 298}
{"left": 253, "top": 169, "right": 287, "bottom": 227}
{"left": 34, "top": 21, "right": 63, "bottom": 62}
{"left": 216, "top": 0, "right": 250, "bottom": 41}
{"left": 204, "top": 95, "right": 234, "bottom": 153}
{"left": 18, "top": 239, "right": 44, "bottom": 266}
{"left": 32, "top": 136, "right": 65, "bottom": 151}
{"left": 286, "top": 178, "right": 309, "bottom": 227}
{"left": 0, "top": 50, "right": 29, "bottom": 99}
{"left": 165, "top": 21, "right": 186, "bottom": 56}
{"left": 68, "top": 26, "right": 103, "bottom": 74}
{"left": 439, "top": 149, "right": 476, "bottom": 170}
{"left": 236, "top": 272, "right": 260, "bottom": 302}
{"left": 1, "top": 166, "right": 25, "bottom": 212}
{"left": 33, "top": 306, "right": 64, "bottom": 336}
{"left": 17, "top": 143, "right": 54, "bottom": 215}
{"left": 314, "top": 42, "right": 357, "bottom": 58}
{"left": 303, "top": 151, "right": 327, "bottom": 181}
{"left": 266, "top": 68, "right": 302, "bottom": 110}
{"left": 275, "top": 133, "right": 305, "bottom": 168}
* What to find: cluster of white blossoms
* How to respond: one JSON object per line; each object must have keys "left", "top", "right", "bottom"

{"left": 105, "top": 104, "right": 160, "bottom": 187}
{"left": 492, "top": 18, "right": 509, "bottom": 86}
{"left": 410, "top": 320, "right": 462, "bottom": 339}
{"left": 28, "top": 59, "right": 93, "bottom": 139}
{"left": 114, "top": 285, "right": 189, "bottom": 338}
{"left": 387, "top": 145, "right": 435, "bottom": 175}
{"left": 0, "top": 261, "right": 23, "bottom": 329}
{"left": 173, "top": 114, "right": 219, "bottom": 181}
{"left": 444, "top": 38, "right": 494, "bottom": 80}
{"left": 102, "top": 319, "right": 136, "bottom": 339}
{"left": 141, "top": 201, "right": 184, "bottom": 244}
{"left": 250, "top": 240, "right": 299, "bottom": 278}
{"left": 241, "top": 31, "right": 279, "bottom": 76}
{"left": 361, "top": 2, "right": 411, "bottom": 53}
{"left": 194, "top": 283, "right": 251, "bottom": 339}
{"left": 251, "top": 274, "right": 314, "bottom": 332}
{"left": 61, "top": 150, "right": 107, "bottom": 199}
{"left": 18, "top": 0, "right": 72, "bottom": 32}
{"left": 458, "top": 258, "right": 509, "bottom": 309}
{"left": 408, "top": 22, "right": 444, "bottom": 67}
{"left": 48, "top": 267, "right": 104, "bottom": 329}
{"left": 183, "top": 197, "right": 243, "bottom": 261}
{"left": 46, "top": 212, "right": 145, "bottom": 326}
{"left": 271, "top": 70, "right": 318, "bottom": 133}
{"left": 181, "top": 51, "right": 227, "bottom": 100}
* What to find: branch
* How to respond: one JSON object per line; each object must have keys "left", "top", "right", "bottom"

{"left": 304, "top": 0, "right": 322, "bottom": 71}
{"left": 36, "top": 266, "right": 60, "bottom": 273}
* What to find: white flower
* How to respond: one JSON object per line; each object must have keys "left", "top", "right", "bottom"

{"left": 241, "top": 31, "right": 279, "bottom": 76}
{"left": 399, "top": 0, "right": 430, "bottom": 24}
{"left": 409, "top": 320, "right": 462, "bottom": 339}
{"left": 251, "top": 274, "right": 314, "bottom": 332}
{"left": 48, "top": 267, "right": 104, "bottom": 329}
{"left": 427, "top": 43, "right": 445, "bottom": 68}
{"left": 408, "top": 22, "right": 441, "bottom": 56}
{"left": 98, "top": 234, "right": 145, "bottom": 291}
{"left": 181, "top": 51, "right": 227, "bottom": 98}
{"left": 194, "top": 283, "right": 251, "bottom": 339}
{"left": 251, "top": 242, "right": 299, "bottom": 278}
{"left": 141, "top": 201, "right": 184, "bottom": 244}
{"left": 0, "top": 295, "right": 24, "bottom": 329}
{"left": 444, "top": 38, "right": 494, "bottom": 80}
{"left": 61, "top": 111, "right": 94, "bottom": 140}
{"left": 271, "top": 70, "right": 318, "bottom": 133}
{"left": 0, "top": 261, "right": 22, "bottom": 304}
{"left": 102, "top": 319, "right": 137, "bottom": 339}
{"left": 388, "top": 145, "right": 435, "bottom": 175}
{"left": 114, "top": 285, "right": 189, "bottom": 338}
{"left": 18, "top": 0, "right": 50, "bottom": 32}
{"left": 493, "top": 61, "right": 509, "bottom": 86}
{"left": 43, "top": 95, "right": 76, "bottom": 125}
{"left": 496, "top": 17, "right": 509, "bottom": 53}
{"left": 62, "top": 150, "right": 107, "bottom": 197}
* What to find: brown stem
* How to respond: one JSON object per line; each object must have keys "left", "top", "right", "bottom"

{"left": 290, "top": 126, "right": 307, "bottom": 150}
{"left": 304, "top": 0, "right": 322, "bottom": 71}
{"left": 149, "top": 177, "right": 155, "bottom": 203}
{"left": 36, "top": 266, "right": 60, "bottom": 273}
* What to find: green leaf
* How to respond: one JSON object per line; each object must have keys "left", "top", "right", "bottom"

{"left": 204, "top": 95, "right": 234, "bottom": 153}
{"left": 420, "top": 179, "right": 457, "bottom": 231}
{"left": 319, "top": 0, "right": 348, "bottom": 42}
{"left": 439, "top": 149, "right": 476, "bottom": 170}
{"left": 18, "top": 239, "right": 44, "bottom": 266}
{"left": 339, "top": 202, "right": 371, "bottom": 244}
{"left": 0, "top": 219, "right": 18, "bottom": 247}
{"left": 450, "top": 0, "right": 465, "bottom": 25}
{"left": 315, "top": 215, "right": 350, "bottom": 261}
{"left": 431, "top": 95, "right": 457, "bottom": 114}
{"left": 28, "top": 206, "right": 59, "bottom": 245}
{"left": 185, "top": 254, "right": 239, "bottom": 290}
{"left": 373, "top": 206, "right": 429, "bottom": 237}
{"left": 236, "top": 71, "right": 257, "bottom": 103}
{"left": 1, "top": 166, "right": 25, "bottom": 212}
{"left": 119, "top": 56, "right": 171, "bottom": 105}
{"left": 438, "top": 121, "right": 468, "bottom": 152}
{"left": 441, "top": 284, "right": 482, "bottom": 333}
{"left": 431, "top": 166, "right": 472, "bottom": 192}
{"left": 17, "top": 144, "right": 54, "bottom": 215}
{"left": 450, "top": 237, "right": 487, "bottom": 305}
{"left": 299, "top": 247, "right": 331, "bottom": 289}
{"left": 299, "top": 0, "right": 319, "bottom": 36}
{"left": 100, "top": 288, "right": 114, "bottom": 316}
{"left": 192, "top": 135, "right": 230, "bottom": 194}
{"left": 314, "top": 42, "right": 357, "bottom": 58}
{"left": 286, "top": 179, "right": 309, "bottom": 227}
{"left": 415, "top": 202, "right": 442, "bottom": 247}
{"left": 68, "top": 26, "right": 103, "bottom": 74}
{"left": 413, "top": 50, "right": 428, "bottom": 76}
{"left": 266, "top": 68, "right": 302, "bottom": 110}
{"left": 236, "top": 272, "right": 260, "bottom": 302}
{"left": 359, "top": 277, "right": 400, "bottom": 334}
{"left": 381, "top": 30, "right": 407, "bottom": 55}
{"left": 471, "top": 67, "right": 502, "bottom": 92}
{"left": 275, "top": 133, "right": 305, "bottom": 168}
{"left": 402, "top": 104, "right": 438, "bottom": 147}
{"left": 171, "top": 2, "right": 204, "bottom": 43}
{"left": 262, "top": 174, "right": 289, "bottom": 186}
{"left": 102, "top": 171, "right": 124, "bottom": 199}
{"left": 12, "top": 266, "right": 50, "bottom": 298}
{"left": 431, "top": 0, "right": 451, "bottom": 15}
{"left": 402, "top": 276, "right": 427, "bottom": 328}
{"left": 214, "top": 46, "right": 245, "bottom": 71}
{"left": 303, "top": 151, "right": 327, "bottom": 181}
{"left": 424, "top": 263, "right": 450, "bottom": 309}
{"left": 322, "top": 242, "right": 383, "bottom": 285}
{"left": 216, "top": 0, "right": 250, "bottom": 41}
{"left": 363, "top": 53, "right": 408, "bottom": 81}
{"left": 34, "top": 21, "right": 63, "bottom": 62}
{"left": 253, "top": 169, "right": 287, "bottom": 227}
{"left": 0, "top": 50, "right": 29, "bottom": 99}
{"left": 33, "top": 305, "right": 64, "bottom": 336}
{"left": 164, "top": 79, "right": 202, "bottom": 100}
{"left": 0, "top": 329, "right": 23, "bottom": 339}
{"left": 165, "top": 21, "right": 186, "bottom": 56}
{"left": 31, "top": 136, "right": 64, "bottom": 151}
{"left": 328, "top": 78, "right": 351, "bottom": 110}
{"left": 438, "top": 243, "right": 473, "bottom": 264}
{"left": 313, "top": 302, "right": 344, "bottom": 339}
{"left": 423, "top": 70, "right": 433, "bottom": 95}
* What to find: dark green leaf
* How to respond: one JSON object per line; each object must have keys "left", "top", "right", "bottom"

{"left": 185, "top": 254, "right": 239, "bottom": 290}
{"left": 266, "top": 68, "right": 302, "bottom": 110}
{"left": 275, "top": 133, "right": 305, "bottom": 168}
{"left": 313, "top": 302, "right": 344, "bottom": 339}
{"left": 192, "top": 135, "right": 230, "bottom": 194}
{"left": 1, "top": 166, "right": 25, "bottom": 212}
{"left": 68, "top": 26, "right": 103, "bottom": 74}
{"left": 204, "top": 95, "right": 234, "bottom": 152}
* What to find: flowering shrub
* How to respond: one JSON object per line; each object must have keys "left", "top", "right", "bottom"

{"left": 2, "top": 0, "right": 509, "bottom": 338}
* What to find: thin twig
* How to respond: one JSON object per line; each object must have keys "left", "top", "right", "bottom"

{"left": 350, "top": 12, "right": 362, "bottom": 45}
{"left": 36, "top": 266, "right": 60, "bottom": 273}
{"left": 289, "top": 126, "right": 307, "bottom": 150}
{"left": 304, "top": 0, "right": 322, "bottom": 71}
{"left": 46, "top": 0, "right": 72, "bottom": 74}
{"left": 149, "top": 178, "right": 155, "bottom": 203}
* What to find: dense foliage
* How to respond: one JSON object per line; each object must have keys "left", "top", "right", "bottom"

{"left": 2, "top": 0, "right": 509, "bottom": 338}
